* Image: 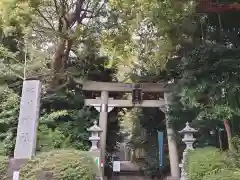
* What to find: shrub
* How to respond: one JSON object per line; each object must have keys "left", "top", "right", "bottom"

{"left": 226, "top": 136, "right": 240, "bottom": 168}
{"left": 20, "top": 149, "right": 100, "bottom": 180}
{"left": 202, "top": 168, "right": 240, "bottom": 180}
{"left": 0, "top": 156, "right": 8, "bottom": 180}
{"left": 187, "top": 147, "right": 226, "bottom": 180}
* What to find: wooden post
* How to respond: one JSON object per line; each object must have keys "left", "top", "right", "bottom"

{"left": 99, "top": 91, "right": 109, "bottom": 176}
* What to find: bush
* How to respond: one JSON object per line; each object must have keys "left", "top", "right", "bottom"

{"left": 226, "top": 136, "right": 240, "bottom": 168}
{"left": 19, "top": 149, "right": 100, "bottom": 180}
{"left": 0, "top": 156, "right": 8, "bottom": 180}
{"left": 187, "top": 147, "right": 226, "bottom": 180}
{"left": 0, "top": 150, "right": 100, "bottom": 180}
{"left": 202, "top": 168, "right": 240, "bottom": 180}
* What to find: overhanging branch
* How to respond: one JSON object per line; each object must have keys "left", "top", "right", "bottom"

{"left": 36, "top": 8, "right": 56, "bottom": 30}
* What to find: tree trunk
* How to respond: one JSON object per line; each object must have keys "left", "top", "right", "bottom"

{"left": 224, "top": 119, "right": 233, "bottom": 151}
{"left": 50, "top": 2, "right": 81, "bottom": 88}
{"left": 51, "top": 38, "right": 73, "bottom": 88}
{"left": 51, "top": 39, "right": 66, "bottom": 87}
{"left": 217, "top": 129, "right": 223, "bottom": 151}
{"left": 49, "top": 1, "right": 104, "bottom": 88}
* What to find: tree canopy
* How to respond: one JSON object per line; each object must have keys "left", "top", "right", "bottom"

{"left": 1, "top": 0, "right": 240, "bottom": 178}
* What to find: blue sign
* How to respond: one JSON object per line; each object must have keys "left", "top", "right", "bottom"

{"left": 158, "top": 131, "right": 164, "bottom": 167}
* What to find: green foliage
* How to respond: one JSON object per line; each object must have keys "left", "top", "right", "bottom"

{"left": 0, "top": 0, "right": 222, "bottom": 178}
{"left": 202, "top": 168, "right": 240, "bottom": 180}
{"left": 164, "top": 1, "right": 240, "bottom": 140}
{"left": 177, "top": 45, "right": 240, "bottom": 120}
{"left": 140, "top": 108, "right": 166, "bottom": 175}
{"left": 37, "top": 124, "right": 71, "bottom": 152}
{"left": 226, "top": 136, "right": 240, "bottom": 168}
{"left": 19, "top": 149, "right": 99, "bottom": 180}
{"left": 168, "top": 45, "right": 240, "bottom": 149}
{"left": 122, "top": 107, "right": 167, "bottom": 176}
{"left": 0, "top": 150, "right": 99, "bottom": 180}
{"left": 38, "top": 86, "right": 99, "bottom": 152}
{"left": 187, "top": 147, "right": 226, "bottom": 180}
{"left": 0, "top": 87, "right": 20, "bottom": 156}
{"left": 0, "top": 156, "right": 8, "bottom": 180}
{"left": 0, "top": 84, "right": 97, "bottom": 155}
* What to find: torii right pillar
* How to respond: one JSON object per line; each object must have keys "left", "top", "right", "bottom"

{"left": 164, "top": 92, "right": 180, "bottom": 179}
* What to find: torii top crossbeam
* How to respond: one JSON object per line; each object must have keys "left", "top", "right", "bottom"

{"left": 80, "top": 80, "right": 171, "bottom": 92}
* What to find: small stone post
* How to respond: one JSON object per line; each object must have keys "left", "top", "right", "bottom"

{"left": 178, "top": 122, "right": 198, "bottom": 180}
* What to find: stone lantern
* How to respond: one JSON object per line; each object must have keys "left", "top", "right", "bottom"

{"left": 87, "top": 121, "right": 102, "bottom": 151}
{"left": 178, "top": 122, "right": 198, "bottom": 180}
{"left": 179, "top": 122, "right": 198, "bottom": 151}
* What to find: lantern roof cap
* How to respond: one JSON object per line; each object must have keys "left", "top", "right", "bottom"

{"left": 179, "top": 122, "right": 198, "bottom": 134}
{"left": 87, "top": 121, "right": 102, "bottom": 132}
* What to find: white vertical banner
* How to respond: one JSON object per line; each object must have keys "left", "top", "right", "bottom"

{"left": 113, "top": 161, "right": 120, "bottom": 172}
{"left": 13, "top": 171, "right": 20, "bottom": 180}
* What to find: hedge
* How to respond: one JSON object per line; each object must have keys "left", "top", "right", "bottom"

{"left": 186, "top": 147, "right": 226, "bottom": 180}
{"left": 0, "top": 149, "right": 100, "bottom": 180}
{"left": 0, "top": 156, "right": 8, "bottom": 180}
{"left": 202, "top": 168, "right": 240, "bottom": 180}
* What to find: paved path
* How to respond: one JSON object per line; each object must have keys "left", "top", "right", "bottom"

{"left": 118, "top": 177, "right": 150, "bottom": 180}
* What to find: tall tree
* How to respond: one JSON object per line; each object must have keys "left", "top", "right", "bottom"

{"left": 0, "top": 0, "right": 121, "bottom": 158}
{"left": 166, "top": 3, "right": 240, "bottom": 151}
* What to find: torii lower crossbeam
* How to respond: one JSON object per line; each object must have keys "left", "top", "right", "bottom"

{"left": 85, "top": 99, "right": 165, "bottom": 108}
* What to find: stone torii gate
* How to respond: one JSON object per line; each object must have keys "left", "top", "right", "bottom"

{"left": 82, "top": 80, "right": 180, "bottom": 179}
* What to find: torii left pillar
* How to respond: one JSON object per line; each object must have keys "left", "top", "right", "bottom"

{"left": 91, "top": 91, "right": 114, "bottom": 177}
